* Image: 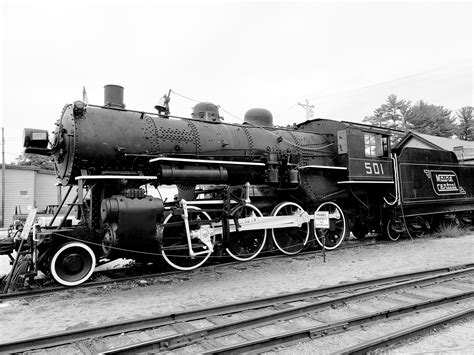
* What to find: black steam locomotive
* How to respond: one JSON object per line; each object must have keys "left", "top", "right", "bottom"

{"left": 3, "top": 85, "right": 473, "bottom": 288}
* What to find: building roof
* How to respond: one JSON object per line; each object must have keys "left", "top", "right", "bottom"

{"left": 4, "top": 164, "right": 56, "bottom": 174}
{"left": 395, "top": 132, "right": 474, "bottom": 162}
{"left": 416, "top": 133, "right": 474, "bottom": 151}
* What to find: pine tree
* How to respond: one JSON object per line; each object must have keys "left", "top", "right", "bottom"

{"left": 456, "top": 106, "right": 473, "bottom": 141}
{"left": 363, "top": 94, "right": 411, "bottom": 130}
{"left": 408, "top": 101, "right": 456, "bottom": 137}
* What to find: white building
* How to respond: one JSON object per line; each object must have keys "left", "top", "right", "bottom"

{"left": 0, "top": 165, "right": 73, "bottom": 227}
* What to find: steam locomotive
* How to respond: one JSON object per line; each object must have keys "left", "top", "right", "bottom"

{"left": 3, "top": 85, "right": 473, "bottom": 288}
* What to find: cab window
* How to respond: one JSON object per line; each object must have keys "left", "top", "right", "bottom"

{"left": 364, "top": 133, "right": 382, "bottom": 157}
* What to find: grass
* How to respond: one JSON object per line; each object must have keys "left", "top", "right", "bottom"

{"left": 433, "top": 223, "right": 471, "bottom": 238}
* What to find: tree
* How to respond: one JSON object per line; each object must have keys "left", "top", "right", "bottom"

{"left": 456, "top": 106, "right": 473, "bottom": 141}
{"left": 14, "top": 153, "right": 55, "bottom": 170}
{"left": 363, "top": 94, "right": 411, "bottom": 131}
{"left": 407, "top": 101, "right": 456, "bottom": 137}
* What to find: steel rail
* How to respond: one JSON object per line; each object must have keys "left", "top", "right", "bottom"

{"left": 204, "top": 292, "right": 474, "bottom": 354}
{"left": 339, "top": 307, "right": 474, "bottom": 355}
{"left": 0, "top": 238, "right": 392, "bottom": 301}
{"left": 100, "top": 267, "right": 474, "bottom": 354}
{"left": 1, "top": 265, "right": 472, "bottom": 353}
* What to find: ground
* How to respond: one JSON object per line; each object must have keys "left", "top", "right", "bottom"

{"left": 0, "top": 233, "right": 473, "bottom": 352}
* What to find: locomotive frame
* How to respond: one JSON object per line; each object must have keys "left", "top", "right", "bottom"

{"left": 2, "top": 84, "right": 473, "bottom": 290}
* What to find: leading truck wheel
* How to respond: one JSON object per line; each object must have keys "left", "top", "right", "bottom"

{"left": 50, "top": 242, "right": 96, "bottom": 286}
{"left": 314, "top": 202, "right": 346, "bottom": 250}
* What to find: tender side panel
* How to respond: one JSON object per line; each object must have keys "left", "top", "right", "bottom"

{"left": 398, "top": 147, "right": 474, "bottom": 207}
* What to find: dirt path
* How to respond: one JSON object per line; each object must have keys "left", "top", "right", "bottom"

{"left": 0, "top": 234, "right": 473, "bottom": 345}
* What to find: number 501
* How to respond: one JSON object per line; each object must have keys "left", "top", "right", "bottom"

{"left": 365, "top": 162, "right": 385, "bottom": 175}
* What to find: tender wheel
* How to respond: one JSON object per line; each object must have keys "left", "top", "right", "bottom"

{"left": 226, "top": 204, "right": 267, "bottom": 261}
{"left": 161, "top": 207, "right": 213, "bottom": 271}
{"left": 271, "top": 202, "right": 309, "bottom": 255}
{"left": 439, "top": 214, "right": 460, "bottom": 230}
{"left": 408, "top": 216, "right": 427, "bottom": 238}
{"left": 385, "top": 218, "right": 404, "bottom": 241}
{"left": 314, "top": 202, "right": 346, "bottom": 250}
{"left": 459, "top": 211, "right": 473, "bottom": 228}
{"left": 50, "top": 242, "right": 96, "bottom": 286}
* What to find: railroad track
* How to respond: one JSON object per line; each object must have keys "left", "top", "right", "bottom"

{"left": 1, "top": 263, "right": 472, "bottom": 354}
{"left": 0, "top": 238, "right": 387, "bottom": 301}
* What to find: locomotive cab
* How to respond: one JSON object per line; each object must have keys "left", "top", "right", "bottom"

{"left": 334, "top": 123, "right": 398, "bottom": 239}
{"left": 336, "top": 124, "right": 394, "bottom": 183}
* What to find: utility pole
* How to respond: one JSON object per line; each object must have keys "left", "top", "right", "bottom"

{"left": 298, "top": 99, "right": 315, "bottom": 120}
{"left": 2, "top": 127, "right": 5, "bottom": 228}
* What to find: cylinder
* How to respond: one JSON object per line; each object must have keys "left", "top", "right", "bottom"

{"left": 104, "top": 85, "right": 125, "bottom": 109}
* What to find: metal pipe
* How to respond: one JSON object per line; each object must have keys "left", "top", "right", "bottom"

{"left": 57, "top": 194, "right": 78, "bottom": 229}
{"left": 56, "top": 184, "right": 62, "bottom": 206}
{"left": 48, "top": 185, "right": 73, "bottom": 227}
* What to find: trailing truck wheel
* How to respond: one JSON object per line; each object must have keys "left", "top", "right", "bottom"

{"left": 161, "top": 207, "right": 213, "bottom": 271}
{"left": 271, "top": 202, "right": 309, "bottom": 255}
{"left": 226, "top": 204, "right": 267, "bottom": 261}
{"left": 50, "top": 242, "right": 96, "bottom": 286}
{"left": 314, "top": 202, "right": 346, "bottom": 250}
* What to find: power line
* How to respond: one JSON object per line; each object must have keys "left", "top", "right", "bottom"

{"left": 308, "top": 65, "right": 469, "bottom": 104}
{"left": 170, "top": 90, "right": 203, "bottom": 103}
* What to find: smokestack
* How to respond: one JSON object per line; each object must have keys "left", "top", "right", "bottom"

{"left": 104, "top": 84, "right": 125, "bottom": 109}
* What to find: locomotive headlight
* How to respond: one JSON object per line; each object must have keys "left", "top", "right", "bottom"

{"left": 73, "top": 100, "right": 86, "bottom": 117}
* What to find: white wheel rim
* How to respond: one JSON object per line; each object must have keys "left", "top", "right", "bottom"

{"left": 161, "top": 206, "right": 213, "bottom": 271}
{"left": 314, "top": 202, "right": 346, "bottom": 250}
{"left": 271, "top": 202, "right": 309, "bottom": 255}
{"left": 50, "top": 242, "right": 96, "bottom": 286}
{"left": 226, "top": 204, "right": 267, "bottom": 261}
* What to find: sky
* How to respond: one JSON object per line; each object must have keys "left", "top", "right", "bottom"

{"left": 0, "top": 0, "right": 472, "bottom": 163}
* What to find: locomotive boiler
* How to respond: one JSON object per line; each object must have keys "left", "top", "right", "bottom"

{"left": 3, "top": 84, "right": 473, "bottom": 289}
